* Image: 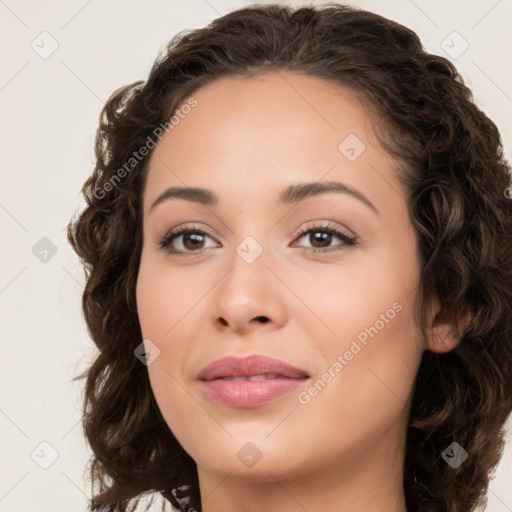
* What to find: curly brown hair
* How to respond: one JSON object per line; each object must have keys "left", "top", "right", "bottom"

{"left": 67, "top": 3, "right": 512, "bottom": 512}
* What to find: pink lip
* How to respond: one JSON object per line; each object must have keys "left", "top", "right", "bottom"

{"left": 197, "top": 355, "right": 310, "bottom": 408}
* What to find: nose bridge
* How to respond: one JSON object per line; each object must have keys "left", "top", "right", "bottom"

{"left": 211, "top": 226, "right": 287, "bottom": 331}
{"left": 235, "top": 233, "right": 266, "bottom": 267}
{"left": 225, "top": 205, "right": 273, "bottom": 277}
{"left": 224, "top": 232, "right": 269, "bottom": 296}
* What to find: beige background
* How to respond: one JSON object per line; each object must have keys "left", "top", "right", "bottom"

{"left": 0, "top": 0, "right": 511, "bottom": 511}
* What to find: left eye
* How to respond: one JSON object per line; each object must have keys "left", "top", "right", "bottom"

{"left": 159, "top": 223, "right": 357, "bottom": 256}
{"left": 291, "top": 225, "right": 357, "bottom": 252}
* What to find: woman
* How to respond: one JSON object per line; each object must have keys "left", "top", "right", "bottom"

{"left": 67, "top": 3, "right": 512, "bottom": 511}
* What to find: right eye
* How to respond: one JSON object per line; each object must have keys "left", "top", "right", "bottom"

{"left": 159, "top": 225, "right": 220, "bottom": 256}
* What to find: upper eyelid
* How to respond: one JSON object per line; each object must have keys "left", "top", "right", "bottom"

{"left": 165, "top": 222, "right": 348, "bottom": 238}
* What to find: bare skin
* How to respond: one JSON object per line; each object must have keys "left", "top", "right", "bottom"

{"left": 136, "top": 70, "right": 461, "bottom": 512}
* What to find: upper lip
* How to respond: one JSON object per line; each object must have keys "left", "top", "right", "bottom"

{"left": 197, "top": 355, "right": 310, "bottom": 381}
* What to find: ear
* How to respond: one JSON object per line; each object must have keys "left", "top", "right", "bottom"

{"left": 425, "top": 296, "right": 473, "bottom": 354}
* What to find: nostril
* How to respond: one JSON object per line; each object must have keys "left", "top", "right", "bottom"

{"left": 255, "top": 316, "right": 270, "bottom": 323}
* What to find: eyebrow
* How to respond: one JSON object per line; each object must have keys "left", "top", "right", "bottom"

{"left": 149, "top": 180, "right": 378, "bottom": 215}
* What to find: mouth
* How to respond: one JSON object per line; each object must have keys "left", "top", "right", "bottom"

{"left": 215, "top": 373, "right": 288, "bottom": 381}
{"left": 197, "top": 355, "right": 310, "bottom": 408}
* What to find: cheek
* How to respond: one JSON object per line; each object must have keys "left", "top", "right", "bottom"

{"left": 135, "top": 259, "right": 189, "bottom": 389}
{"left": 136, "top": 261, "right": 206, "bottom": 455}
{"left": 136, "top": 276, "right": 170, "bottom": 336}
{"left": 291, "top": 238, "right": 423, "bottom": 413}
{"left": 292, "top": 297, "right": 422, "bottom": 462}
{"left": 136, "top": 254, "right": 200, "bottom": 339}
{"left": 288, "top": 238, "right": 420, "bottom": 345}
{"left": 136, "top": 257, "right": 207, "bottom": 385}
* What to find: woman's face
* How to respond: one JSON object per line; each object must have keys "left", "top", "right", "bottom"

{"left": 136, "top": 71, "right": 426, "bottom": 486}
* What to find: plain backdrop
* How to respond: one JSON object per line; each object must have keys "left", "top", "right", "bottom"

{"left": 0, "top": 1, "right": 511, "bottom": 511}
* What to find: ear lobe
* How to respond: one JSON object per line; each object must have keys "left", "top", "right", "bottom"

{"left": 426, "top": 299, "right": 473, "bottom": 354}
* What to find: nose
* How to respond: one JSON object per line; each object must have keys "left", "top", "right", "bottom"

{"left": 211, "top": 239, "right": 288, "bottom": 335}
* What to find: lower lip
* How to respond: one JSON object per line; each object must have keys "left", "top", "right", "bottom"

{"left": 199, "top": 378, "right": 308, "bottom": 408}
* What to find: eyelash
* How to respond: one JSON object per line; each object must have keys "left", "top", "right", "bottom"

{"left": 158, "top": 222, "right": 358, "bottom": 257}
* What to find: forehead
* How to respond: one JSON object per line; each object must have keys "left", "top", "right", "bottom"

{"left": 150, "top": 70, "right": 377, "bottom": 154}
{"left": 143, "top": 70, "right": 403, "bottom": 212}
{"left": 188, "top": 70, "right": 364, "bottom": 112}
{"left": 169, "top": 71, "right": 373, "bottom": 139}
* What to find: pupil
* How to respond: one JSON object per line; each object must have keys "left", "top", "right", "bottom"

{"left": 184, "top": 233, "right": 203, "bottom": 250}
{"left": 311, "top": 231, "right": 330, "bottom": 247}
